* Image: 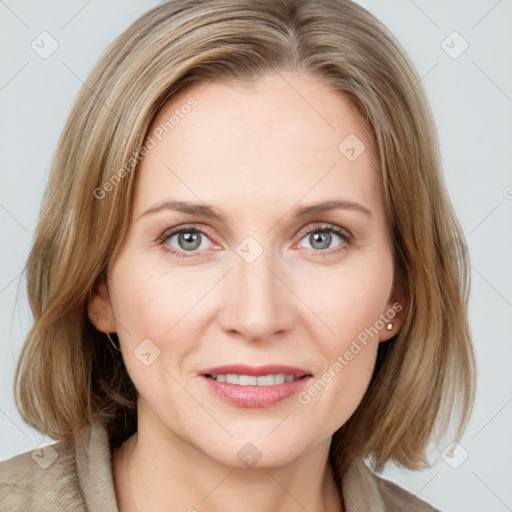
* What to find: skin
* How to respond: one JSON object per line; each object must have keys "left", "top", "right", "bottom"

{"left": 88, "top": 70, "right": 405, "bottom": 512}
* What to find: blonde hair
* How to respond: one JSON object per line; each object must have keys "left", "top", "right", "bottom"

{"left": 15, "top": 0, "right": 475, "bottom": 475}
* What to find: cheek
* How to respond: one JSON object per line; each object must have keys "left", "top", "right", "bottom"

{"left": 294, "top": 256, "right": 394, "bottom": 346}
{"left": 109, "top": 254, "right": 206, "bottom": 341}
{"left": 113, "top": 273, "right": 168, "bottom": 337}
{"left": 107, "top": 257, "right": 204, "bottom": 407}
{"left": 108, "top": 253, "right": 221, "bottom": 394}
{"left": 293, "top": 257, "right": 392, "bottom": 424}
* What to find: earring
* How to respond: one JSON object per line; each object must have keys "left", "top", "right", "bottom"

{"left": 386, "top": 322, "right": 393, "bottom": 331}
{"left": 106, "top": 332, "right": 122, "bottom": 352}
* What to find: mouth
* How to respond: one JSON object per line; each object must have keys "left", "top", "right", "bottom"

{"left": 204, "top": 373, "right": 310, "bottom": 385}
{"left": 200, "top": 364, "right": 311, "bottom": 382}
{"left": 199, "top": 364, "right": 313, "bottom": 407}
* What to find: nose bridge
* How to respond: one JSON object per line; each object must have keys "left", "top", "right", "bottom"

{"left": 221, "top": 242, "right": 292, "bottom": 341}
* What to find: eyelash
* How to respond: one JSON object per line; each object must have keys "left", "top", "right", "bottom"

{"left": 296, "top": 222, "right": 353, "bottom": 256}
{"left": 158, "top": 224, "right": 218, "bottom": 259}
{"left": 158, "top": 223, "right": 353, "bottom": 259}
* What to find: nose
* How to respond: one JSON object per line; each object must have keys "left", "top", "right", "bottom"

{"left": 218, "top": 247, "right": 296, "bottom": 342}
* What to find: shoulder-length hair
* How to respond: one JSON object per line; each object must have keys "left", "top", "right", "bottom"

{"left": 15, "top": 0, "right": 475, "bottom": 473}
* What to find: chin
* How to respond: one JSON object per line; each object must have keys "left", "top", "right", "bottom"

{"left": 198, "top": 434, "right": 310, "bottom": 470}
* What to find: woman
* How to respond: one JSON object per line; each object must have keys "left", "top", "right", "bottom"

{"left": 0, "top": 0, "right": 475, "bottom": 510}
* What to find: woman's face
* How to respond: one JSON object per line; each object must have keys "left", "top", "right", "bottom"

{"left": 90, "top": 71, "right": 402, "bottom": 467}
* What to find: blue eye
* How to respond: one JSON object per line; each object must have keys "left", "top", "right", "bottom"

{"left": 161, "top": 226, "right": 214, "bottom": 258}
{"left": 297, "top": 223, "right": 352, "bottom": 255}
{"left": 301, "top": 230, "right": 340, "bottom": 250}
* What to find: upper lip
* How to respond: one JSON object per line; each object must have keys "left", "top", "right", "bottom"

{"left": 200, "top": 364, "right": 312, "bottom": 378}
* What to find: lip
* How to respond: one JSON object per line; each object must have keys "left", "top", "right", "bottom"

{"left": 199, "top": 364, "right": 313, "bottom": 408}
{"left": 200, "top": 364, "right": 312, "bottom": 378}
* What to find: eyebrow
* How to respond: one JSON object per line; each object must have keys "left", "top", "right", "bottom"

{"left": 293, "top": 199, "right": 373, "bottom": 219}
{"left": 139, "top": 199, "right": 373, "bottom": 221}
{"left": 139, "top": 200, "right": 224, "bottom": 220}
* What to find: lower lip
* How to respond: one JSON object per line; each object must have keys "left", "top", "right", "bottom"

{"left": 201, "top": 375, "right": 311, "bottom": 408}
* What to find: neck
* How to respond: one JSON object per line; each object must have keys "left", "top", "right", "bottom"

{"left": 112, "top": 404, "right": 342, "bottom": 512}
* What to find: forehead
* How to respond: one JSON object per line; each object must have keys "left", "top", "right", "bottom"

{"left": 134, "top": 71, "right": 381, "bottom": 220}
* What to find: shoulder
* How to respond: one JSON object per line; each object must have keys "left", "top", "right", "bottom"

{"left": 342, "top": 458, "right": 441, "bottom": 512}
{"left": 370, "top": 471, "right": 441, "bottom": 512}
{"left": 0, "top": 437, "right": 85, "bottom": 511}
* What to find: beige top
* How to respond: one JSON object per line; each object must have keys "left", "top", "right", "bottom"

{"left": 0, "top": 420, "right": 439, "bottom": 511}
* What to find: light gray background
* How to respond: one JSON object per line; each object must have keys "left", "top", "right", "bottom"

{"left": 1, "top": 1, "right": 511, "bottom": 511}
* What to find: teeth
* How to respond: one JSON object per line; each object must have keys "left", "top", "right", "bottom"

{"left": 211, "top": 373, "right": 296, "bottom": 386}
{"left": 226, "top": 373, "right": 239, "bottom": 385}
{"left": 238, "top": 375, "right": 257, "bottom": 385}
{"left": 273, "top": 374, "right": 286, "bottom": 385}
{"left": 257, "top": 374, "right": 276, "bottom": 386}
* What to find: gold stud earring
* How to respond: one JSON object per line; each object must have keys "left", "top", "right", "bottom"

{"left": 386, "top": 322, "right": 393, "bottom": 331}
{"left": 106, "top": 332, "right": 122, "bottom": 352}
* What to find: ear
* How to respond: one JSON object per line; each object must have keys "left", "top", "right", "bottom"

{"left": 87, "top": 279, "right": 117, "bottom": 334}
{"left": 379, "top": 278, "right": 407, "bottom": 342}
